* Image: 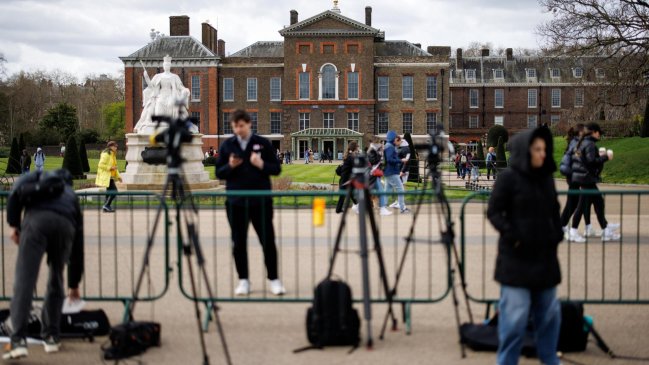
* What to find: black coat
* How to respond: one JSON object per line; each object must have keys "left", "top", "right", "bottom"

{"left": 570, "top": 136, "right": 608, "bottom": 185}
{"left": 215, "top": 134, "right": 281, "bottom": 205}
{"left": 487, "top": 127, "right": 563, "bottom": 289}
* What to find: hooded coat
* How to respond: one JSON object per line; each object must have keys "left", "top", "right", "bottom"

{"left": 487, "top": 127, "right": 563, "bottom": 289}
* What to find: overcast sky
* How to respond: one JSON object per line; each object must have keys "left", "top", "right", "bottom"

{"left": 0, "top": 0, "right": 552, "bottom": 81}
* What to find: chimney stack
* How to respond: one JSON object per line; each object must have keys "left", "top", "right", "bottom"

{"left": 290, "top": 10, "right": 298, "bottom": 25}
{"left": 506, "top": 48, "right": 513, "bottom": 61}
{"left": 201, "top": 22, "right": 218, "bottom": 54}
{"left": 456, "top": 48, "right": 463, "bottom": 69}
{"left": 365, "top": 6, "right": 372, "bottom": 26}
{"left": 170, "top": 15, "right": 190, "bottom": 36}
{"left": 218, "top": 39, "right": 226, "bottom": 57}
{"left": 481, "top": 48, "right": 490, "bottom": 57}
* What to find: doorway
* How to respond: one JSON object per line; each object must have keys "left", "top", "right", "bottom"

{"left": 323, "top": 140, "right": 334, "bottom": 161}
{"left": 298, "top": 140, "right": 309, "bottom": 158}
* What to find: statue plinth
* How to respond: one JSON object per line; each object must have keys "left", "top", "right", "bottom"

{"left": 118, "top": 133, "right": 219, "bottom": 191}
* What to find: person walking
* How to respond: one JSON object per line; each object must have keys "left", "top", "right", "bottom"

{"left": 33, "top": 147, "right": 46, "bottom": 172}
{"left": 95, "top": 141, "right": 122, "bottom": 213}
{"left": 367, "top": 141, "right": 392, "bottom": 216}
{"left": 384, "top": 131, "right": 410, "bottom": 214}
{"left": 569, "top": 122, "right": 620, "bottom": 242}
{"left": 389, "top": 135, "right": 411, "bottom": 209}
{"left": 487, "top": 126, "right": 563, "bottom": 365}
{"left": 327, "top": 148, "right": 333, "bottom": 163}
{"left": 215, "top": 109, "right": 285, "bottom": 296}
{"left": 486, "top": 147, "right": 497, "bottom": 180}
{"left": 460, "top": 151, "right": 468, "bottom": 180}
{"left": 20, "top": 149, "right": 31, "bottom": 175}
{"left": 304, "top": 148, "right": 309, "bottom": 164}
{"left": 335, "top": 142, "right": 360, "bottom": 214}
{"left": 559, "top": 124, "right": 591, "bottom": 241}
{"left": 3, "top": 169, "right": 84, "bottom": 360}
{"left": 455, "top": 152, "right": 462, "bottom": 178}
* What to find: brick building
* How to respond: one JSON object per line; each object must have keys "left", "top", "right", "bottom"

{"left": 121, "top": 6, "right": 450, "bottom": 159}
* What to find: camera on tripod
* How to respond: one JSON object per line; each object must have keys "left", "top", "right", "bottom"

{"left": 414, "top": 129, "right": 455, "bottom": 167}
{"left": 141, "top": 115, "right": 197, "bottom": 167}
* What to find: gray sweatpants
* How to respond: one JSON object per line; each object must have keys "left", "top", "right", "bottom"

{"left": 10, "top": 210, "right": 75, "bottom": 342}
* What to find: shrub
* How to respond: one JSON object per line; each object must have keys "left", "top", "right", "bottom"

{"left": 5, "top": 137, "right": 21, "bottom": 174}
{"left": 203, "top": 156, "right": 217, "bottom": 166}
{"left": 475, "top": 139, "right": 485, "bottom": 168}
{"left": 79, "top": 141, "right": 90, "bottom": 173}
{"left": 487, "top": 125, "right": 509, "bottom": 149}
{"left": 496, "top": 136, "right": 507, "bottom": 169}
{"left": 77, "top": 129, "right": 102, "bottom": 144}
{"left": 62, "top": 135, "right": 84, "bottom": 178}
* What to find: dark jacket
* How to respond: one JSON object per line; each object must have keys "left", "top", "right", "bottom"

{"left": 20, "top": 154, "right": 31, "bottom": 170}
{"left": 383, "top": 142, "right": 401, "bottom": 176}
{"left": 487, "top": 127, "right": 563, "bottom": 289}
{"left": 570, "top": 136, "right": 608, "bottom": 185}
{"left": 7, "top": 171, "right": 84, "bottom": 289}
{"left": 397, "top": 142, "right": 411, "bottom": 173}
{"left": 215, "top": 133, "right": 281, "bottom": 205}
{"left": 337, "top": 154, "right": 355, "bottom": 185}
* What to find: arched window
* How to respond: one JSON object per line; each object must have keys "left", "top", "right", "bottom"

{"left": 322, "top": 64, "right": 336, "bottom": 99}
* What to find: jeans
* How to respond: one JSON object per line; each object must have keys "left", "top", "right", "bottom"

{"left": 497, "top": 285, "right": 561, "bottom": 365}
{"left": 104, "top": 178, "right": 118, "bottom": 208}
{"left": 374, "top": 177, "right": 388, "bottom": 208}
{"left": 384, "top": 174, "right": 405, "bottom": 210}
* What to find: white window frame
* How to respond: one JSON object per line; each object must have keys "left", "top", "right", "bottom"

{"left": 270, "top": 77, "right": 281, "bottom": 101}
{"left": 270, "top": 112, "right": 282, "bottom": 134}
{"left": 469, "top": 115, "right": 479, "bottom": 129}
{"left": 426, "top": 76, "right": 438, "bottom": 100}
{"left": 526, "top": 68, "right": 537, "bottom": 82}
{"left": 222, "top": 112, "right": 232, "bottom": 134}
{"left": 247, "top": 78, "right": 257, "bottom": 101}
{"left": 465, "top": 69, "right": 476, "bottom": 83}
{"left": 527, "top": 89, "right": 537, "bottom": 108}
{"left": 299, "top": 112, "right": 310, "bottom": 130}
{"left": 323, "top": 112, "right": 334, "bottom": 128}
{"left": 494, "top": 89, "right": 504, "bottom": 108}
{"left": 550, "top": 114, "right": 560, "bottom": 126}
{"left": 527, "top": 114, "right": 538, "bottom": 128}
{"left": 347, "top": 112, "right": 359, "bottom": 131}
{"left": 573, "top": 67, "right": 584, "bottom": 78}
{"left": 494, "top": 116, "right": 504, "bottom": 126}
{"left": 223, "top": 78, "right": 234, "bottom": 102}
{"left": 191, "top": 75, "right": 200, "bottom": 101}
{"left": 596, "top": 68, "right": 605, "bottom": 79}
{"left": 347, "top": 71, "right": 359, "bottom": 100}
{"left": 319, "top": 63, "right": 338, "bottom": 100}
{"left": 377, "top": 76, "right": 389, "bottom": 101}
{"left": 250, "top": 112, "right": 258, "bottom": 134}
{"left": 299, "top": 72, "right": 310, "bottom": 100}
{"left": 551, "top": 89, "right": 561, "bottom": 108}
{"left": 426, "top": 112, "right": 437, "bottom": 134}
{"left": 493, "top": 69, "right": 504, "bottom": 82}
{"left": 575, "top": 88, "right": 585, "bottom": 107}
{"left": 377, "top": 112, "right": 389, "bottom": 134}
{"left": 550, "top": 68, "right": 561, "bottom": 80}
{"left": 469, "top": 89, "right": 479, "bottom": 108}
{"left": 402, "top": 113, "right": 413, "bottom": 134}
{"left": 402, "top": 76, "right": 414, "bottom": 100}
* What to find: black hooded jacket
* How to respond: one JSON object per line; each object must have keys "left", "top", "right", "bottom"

{"left": 570, "top": 135, "right": 608, "bottom": 185}
{"left": 487, "top": 127, "right": 563, "bottom": 289}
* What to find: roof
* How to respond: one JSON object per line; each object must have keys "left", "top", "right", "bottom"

{"left": 279, "top": 10, "right": 382, "bottom": 37}
{"left": 375, "top": 41, "right": 431, "bottom": 57}
{"left": 230, "top": 41, "right": 284, "bottom": 58}
{"left": 290, "top": 128, "right": 364, "bottom": 137}
{"left": 121, "top": 36, "right": 218, "bottom": 60}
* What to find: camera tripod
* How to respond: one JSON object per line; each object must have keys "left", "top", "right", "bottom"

{"left": 378, "top": 134, "right": 474, "bottom": 358}
{"left": 127, "top": 116, "right": 232, "bottom": 365}
{"left": 327, "top": 155, "right": 397, "bottom": 349}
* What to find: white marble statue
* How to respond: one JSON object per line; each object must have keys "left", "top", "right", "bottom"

{"left": 134, "top": 55, "right": 196, "bottom": 134}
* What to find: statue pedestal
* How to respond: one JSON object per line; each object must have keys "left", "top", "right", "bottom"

{"left": 118, "top": 133, "right": 219, "bottom": 191}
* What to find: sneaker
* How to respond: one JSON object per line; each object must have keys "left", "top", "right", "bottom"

{"left": 584, "top": 225, "right": 599, "bottom": 238}
{"left": 43, "top": 336, "right": 60, "bottom": 353}
{"left": 234, "top": 279, "right": 250, "bottom": 296}
{"left": 568, "top": 230, "right": 586, "bottom": 243}
{"left": 352, "top": 204, "right": 359, "bottom": 214}
{"left": 102, "top": 206, "right": 115, "bottom": 213}
{"left": 607, "top": 223, "right": 620, "bottom": 231}
{"left": 400, "top": 208, "right": 411, "bottom": 214}
{"left": 3, "top": 339, "right": 28, "bottom": 360}
{"left": 389, "top": 201, "right": 400, "bottom": 209}
{"left": 269, "top": 279, "right": 286, "bottom": 296}
{"left": 601, "top": 228, "right": 621, "bottom": 242}
{"left": 563, "top": 226, "right": 569, "bottom": 241}
{"left": 379, "top": 207, "right": 393, "bottom": 216}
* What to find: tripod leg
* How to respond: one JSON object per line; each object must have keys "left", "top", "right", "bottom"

{"left": 449, "top": 266, "right": 467, "bottom": 358}
{"left": 357, "top": 187, "right": 374, "bottom": 349}
{"left": 327, "top": 183, "right": 354, "bottom": 279}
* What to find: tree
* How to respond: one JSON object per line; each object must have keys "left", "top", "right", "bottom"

{"left": 79, "top": 139, "right": 90, "bottom": 173}
{"left": 642, "top": 100, "right": 649, "bottom": 138}
{"left": 40, "top": 102, "right": 79, "bottom": 142}
{"left": 487, "top": 125, "right": 509, "bottom": 149}
{"left": 18, "top": 133, "right": 25, "bottom": 152}
{"left": 102, "top": 101, "right": 125, "bottom": 140}
{"left": 0, "top": 52, "right": 6, "bottom": 79}
{"left": 476, "top": 139, "right": 485, "bottom": 168}
{"left": 496, "top": 136, "right": 507, "bottom": 169}
{"left": 5, "top": 137, "right": 21, "bottom": 174}
{"left": 62, "top": 135, "right": 83, "bottom": 178}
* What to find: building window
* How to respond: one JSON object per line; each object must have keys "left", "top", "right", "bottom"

{"left": 347, "top": 112, "right": 359, "bottom": 131}
{"left": 270, "top": 112, "right": 281, "bottom": 134}
{"left": 494, "top": 89, "right": 504, "bottom": 108}
{"left": 299, "top": 72, "right": 310, "bottom": 100}
{"left": 377, "top": 76, "right": 389, "bottom": 100}
{"left": 596, "top": 68, "right": 605, "bottom": 79}
{"left": 323, "top": 112, "right": 334, "bottom": 128}
{"left": 298, "top": 44, "right": 311, "bottom": 54}
{"left": 299, "top": 112, "right": 310, "bottom": 130}
{"left": 250, "top": 112, "right": 258, "bottom": 134}
{"left": 469, "top": 115, "right": 479, "bottom": 129}
{"left": 191, "top": 75, "right": 200, "bottom": 101}
{"left": 551, "top": 89, "right": 561, "bottom": 108}
{"left": 347, "top": 72, "right": 359, "bottom": 99}
{"left": 526, "top": 68, "right": 537, "bottom": 82}
{"left": 426, "top": 76, "right": 437, "bottom": 100}
{"left": 493, "top": 69, "right": 504, "bottom": 81}
{"left": 322, "top": 44, "right": 335, "bottom": 54}
{"left": 402, "top": 76, "right": 413, "bottom": 100}
{"left": 573, "top": 67, "right": 583, "bottom": 78}
{"left": 426, "top": 113, "right": 437, "bottom": 134}
{"left": 551, "top": 68, "right": 561, "bottom": 79}
{"left": 322, "top": 65, "right": 336, "bottom": 100}
{"left": 247, "top": 78, "right": 257, "bottom": 101}
{"left": 551, "top": 115, "right": 560, "bottom": 126}
{"left": 494, "top": 116, "right": 504, "bottom": 126}
{"left": 527, "top": 89, "right": 537, "bottom": 108}
{"left": 270, "top": 77, "right": 281, "bottom": 101}
{"left": 223, "top": 112, "right": 232, "bottom": 134}
{"left": 575, "top": 88, "right": 585, "bottom": 107}
{"left": 377, "top": 112, "right": 389, "bottom": 134}
{"left": 527, "top": 115, "right": 538, "bottom": 128}
{"left": 402, "top": 113, "right": 413, "bottom": 134}
{"left": 465, "top": 69, "right": 476, "bottom": 83}
{"left": 223, "top": 78, "right": 234, "bottom": 101}
{"left": 469, "top": 89, "right": 479, "bottom": 108}
{"left": 346, "top": 43, "right": 359, "bottom": 54}
{"left": 190, "top": 111, "right": 200, "bottom": 131}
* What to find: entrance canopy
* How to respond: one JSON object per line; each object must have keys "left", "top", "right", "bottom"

{"left": 291, "top": 128, "right": 364, "bottom": 160}
{"left": 290, "top": 128, "right": 364, "bottom": 138}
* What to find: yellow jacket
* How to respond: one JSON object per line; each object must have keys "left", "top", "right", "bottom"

{"left": 95, "top": 150, "right": 120, "bottom": 187}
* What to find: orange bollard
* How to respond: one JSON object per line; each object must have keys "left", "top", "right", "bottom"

{"left": 312, "top": 198, "right": 326, "bottom": 227}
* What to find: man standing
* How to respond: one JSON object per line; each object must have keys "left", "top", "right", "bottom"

{"left": 3, "top": 169, "right": 84, "bottom": 360}
{"left": 34, "top": 147, "right": 46, "bottom": 172}
{"left": 215, "top": 109, "right": 285, "bottom": 296}
{"left": 486, "top": 147, "right": 497, "bottom": 180}
{"left": 383, "top": 131, "right": 410, "bottom": 214}
{"left": 20, "top": 150, "right": 31, "bottom": 175}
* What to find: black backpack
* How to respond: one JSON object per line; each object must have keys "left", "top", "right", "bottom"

{"left": 295, "top": 279, "right": 360, "bottom": 352}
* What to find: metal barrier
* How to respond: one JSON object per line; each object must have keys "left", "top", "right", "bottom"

{"left": 175, "top": 190, "right": 452, "bottom": 330}
{"left": 460, "top": 189, "right": 649, "bottom": 309}
{"left": 0, "top": 191, "right": 171, "bottom": 321}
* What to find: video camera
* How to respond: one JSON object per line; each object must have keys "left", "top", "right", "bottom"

{"left": 141, "top": 115, "right": 197, "bottom": 168}
{"left": 414, "top": 129, "right": 454, "bottom": 167}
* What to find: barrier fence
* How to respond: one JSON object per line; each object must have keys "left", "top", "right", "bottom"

{"left": 460, "top": 189, "right": 649, "bottom": 312}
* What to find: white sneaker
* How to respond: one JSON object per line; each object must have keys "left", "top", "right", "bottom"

{"left": 234, "top": 279, "right": 250, "bottom": 296}
{"left": 269, "top": 279, "right": 286, "bottom": 296}
{"left": 584, "top": 225, "right": 599, "bottom": 238}
{"left": 43, "top": 336, "right": 60, "bottom": 353}
{"left": 568, "top": 230, "right": 586, "bottom": 243}
{"left": 602, "top": 228, "right": 621, "bottom": 242}
{"left": 379, "top": 207, "right": 393, "bottom": 216}
{"left": 389, "top": 201, "right": 400, "bottom": 209}
{"left": 352, "top": 204, "right": 359, "bottom": 214}
{"left": 607, "top": 223, "right": 620, "bottom": 231}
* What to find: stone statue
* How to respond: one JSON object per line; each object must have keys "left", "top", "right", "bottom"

{"left": 134, "top": 55, "right": 197, "bottom": 134}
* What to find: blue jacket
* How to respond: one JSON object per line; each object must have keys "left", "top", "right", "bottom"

{"left": 383, "top": 142, "right": 401, "bottom": 176}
